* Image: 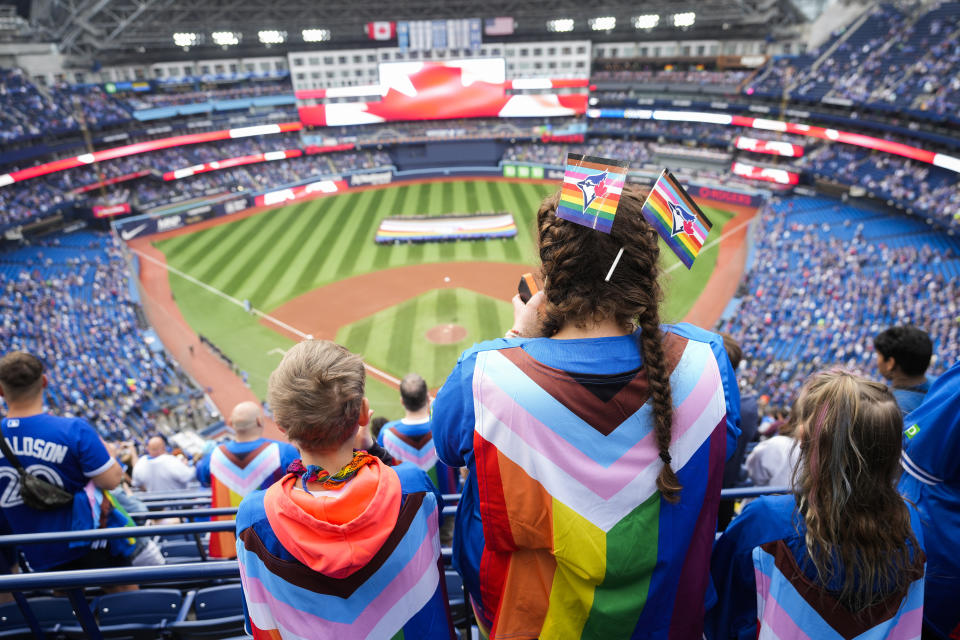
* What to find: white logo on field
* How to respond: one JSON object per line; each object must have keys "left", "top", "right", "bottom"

{"left": 156, "top": 215, "right": 183, "bottom": 232}
{"left": 120, "top": 224, "right": 147, "bottom": 241}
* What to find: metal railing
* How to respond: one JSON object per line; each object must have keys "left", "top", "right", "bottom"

{"left": 0, "top": 485, "right": 788, "bottom": 639}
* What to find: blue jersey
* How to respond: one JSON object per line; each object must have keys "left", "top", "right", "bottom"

{"left": 0, "top": 413, "right": 114, "bottom": 571}
{"left": 899, "top": 360, "right": 960, "bottom": 639}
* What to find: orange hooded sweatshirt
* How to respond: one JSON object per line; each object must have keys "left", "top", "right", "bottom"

{"left": 263, "top": 457, "right": 402, "bottom": 579}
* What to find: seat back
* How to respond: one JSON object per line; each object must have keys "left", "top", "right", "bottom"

{"left": 97, "top": 589, "right": 183, "bottom": 626}
{"left": 24, "top": 596, "right": 78, "bottom": 627}
{"left": 193, "top": 585, "right": 243, "bottom": 620}
{"left": 0, "top": 601, "right": 25, "bottom": 630}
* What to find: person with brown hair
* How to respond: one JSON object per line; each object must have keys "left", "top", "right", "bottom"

{"left": 432, "top": 185, "right": 741, "bottom": 639}
{"left": 706, "top": 370, "right": 926, "bottom": 639}
{"left": 0, "top": 351, "right": 125, "bottom": 573}
{"left": 234, "top": 340, "right": 453, "bottom": 639}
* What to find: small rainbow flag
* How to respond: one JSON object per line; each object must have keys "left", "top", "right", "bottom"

{"left": 641, "top": 169, "right": 713, "bottom": 269}
{"left": 557, "top": 153, "right": 630, "bottom": 233}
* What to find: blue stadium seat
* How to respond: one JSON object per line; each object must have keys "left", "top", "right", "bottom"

{"left": 160, "top": 540, "right": 205, "bottom": 564}
{"left": 445, "top": 570, "right": 468, "bottom": 628}
{"left": 63, "top": 588, "right": 183, "bottom": 640}
{"left": 0, "top": 597, "right": 78, "bottom": 639}
{"left": 168, "top": 585, "right": 245, "bottom": 640}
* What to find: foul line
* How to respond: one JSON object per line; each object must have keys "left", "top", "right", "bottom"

{"left": 664, "top": 213, "right": 755, "bottom": 273}
{"left": 131, "top": 248, "right": 402, "bottom": 387}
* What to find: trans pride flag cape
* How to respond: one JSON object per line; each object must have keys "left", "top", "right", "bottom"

{"left": 641, "top": 169, "right": 713, "bottom": 269}
{"left": 470, "top": 332, "right": 729, "bottom": 639}
{"left": 235, "top": 463, "right": 454, "bottom": 640}
{"left": 557, "top": 153, "right": 629, "bottom": 233}
{"left": 208, "top": 442, "right": 286, "bottom": 558}
{"left": 380, "top": 421, "right": 459, "bottom": 496}
{"left": 753, "top": 540, "right": 925, "bottom": 639}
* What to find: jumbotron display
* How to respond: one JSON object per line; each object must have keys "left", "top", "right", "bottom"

{"left": 297, "top": 58, "right": 588, "bottom": 126}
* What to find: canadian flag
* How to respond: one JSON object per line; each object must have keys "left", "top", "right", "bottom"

{"left": 365, "top": 21, "right": 396, "bottom": 40}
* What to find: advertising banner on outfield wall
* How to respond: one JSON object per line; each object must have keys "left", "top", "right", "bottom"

{"left": 116, "top": 218, "right": 156, "bottom": 241}
{"left": 502, "top": 164, "right": 545, "bottom": 179}
{"left": 93, "top": 203, "right": 132, "bottom": 218}
{"left": 691, "top": 185, "right": 765, "bottom": 208}
{"left": 254, "top": 179, "right": 350, "bottom": 208}
{"left": 349, "top": 171, "right": 393, "bottom": 187}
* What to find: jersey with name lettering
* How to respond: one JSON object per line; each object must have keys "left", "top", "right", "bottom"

{"left": 0, "top": 413, "right": 114, "bottom": 571}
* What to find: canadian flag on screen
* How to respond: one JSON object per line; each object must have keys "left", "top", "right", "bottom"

{"left": 365, "top": 21, "right": 396, "bottom": 40}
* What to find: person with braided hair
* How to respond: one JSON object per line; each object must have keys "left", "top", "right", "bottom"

{"left": 432, "top": 184, "right": 741, "bottom": 639}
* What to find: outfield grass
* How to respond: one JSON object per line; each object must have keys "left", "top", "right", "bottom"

{"left": 154, "top": 179, "right": 736, "bottom": 419}
{"left": 336, "top": 288, "right": 513, "bottom": 390}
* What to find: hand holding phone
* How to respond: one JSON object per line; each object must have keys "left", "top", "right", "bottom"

{"left": 517, "top": 273, "right": 539, "bottom": 303}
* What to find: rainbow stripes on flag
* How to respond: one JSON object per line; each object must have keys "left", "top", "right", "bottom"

{"left": 469, "top": 335, "right": 729, "bottom": 638}
{"left": 641, "top": 169, "right": 713, "bottom": 269}
{"left": 209, "top": 442, "right": 284, "bottom": 558}
{"left": 557, "top": 153, "right": 630, "bottom": 233}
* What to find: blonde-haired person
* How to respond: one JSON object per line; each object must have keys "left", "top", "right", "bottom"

{"left": 432, "top": 185, "right": 742, "bottom": 639}
{"left": 234, "top": 340, "right": 453, "bottom": 640}
{"left": 706, "top": 370, "right": 926, "bottom": 639}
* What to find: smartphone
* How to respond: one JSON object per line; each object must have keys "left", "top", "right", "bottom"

{"left": 517, "top": 273, "right": 540, "bottom": 303}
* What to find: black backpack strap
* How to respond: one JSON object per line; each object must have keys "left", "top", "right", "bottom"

{"left": 0, "top": 430, "right": 26, "bottom": 474}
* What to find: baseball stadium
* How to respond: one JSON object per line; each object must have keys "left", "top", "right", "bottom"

{"left": 0, "top": 0, "right": 958, "bottom": 638}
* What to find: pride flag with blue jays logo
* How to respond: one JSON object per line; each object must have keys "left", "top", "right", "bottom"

{"left": 640, "top": 169, "right": 713, "bottom": 269}
{"left": 557, "top": 153, "right": 630, "bottom": 233}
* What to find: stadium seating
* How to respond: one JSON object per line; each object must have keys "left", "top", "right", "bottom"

{"left": 746, "top": 1, "right": 960, "bottom": 117}
{"left": 716, "top": 196, "right": 960, "bottom": 408}
{"left": 0, "top": 230, "right": 206, "bottom": 441}
{"left": 0, "top": 68, "right": 131, "bottom": 144}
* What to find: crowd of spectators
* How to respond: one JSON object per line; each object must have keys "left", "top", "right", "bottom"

{"left": 122, "top": 149, "right": 393, "bottom": 208}
{"left": 745, "top": 1, "right": 960, "bottom": 115}
{"left": 0, "top": 231, "right": 203, "bottom": 441}
{"left": 716, "top": 196, "right": 960, "bottom": 408}
{"left": 0, "top": 68, "right": 131, "bottom": 144}
{"left": 503, "top": 137, "right": 656, "bottom": 166}
{"left": 592, "top": 68, "right": 751, "bottom": 87}
{"left": 799, "top": 144, "right": 960, "bottom": 231}
{"left": 125, "top": 78, "right": 293, "bottom": 110}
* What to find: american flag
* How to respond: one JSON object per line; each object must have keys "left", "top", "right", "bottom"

{"left": 484, "top": 16, "right": 515, "bottom": 36}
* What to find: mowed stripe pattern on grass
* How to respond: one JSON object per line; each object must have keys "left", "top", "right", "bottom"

{"left": 152, "top": 180, "right": 737, "bottom": 417}
{"left": 337, "top": 288, "right": 514, "bottom": 389}
{"left": 157, "top": 181, "right": 554, "bottom": 312}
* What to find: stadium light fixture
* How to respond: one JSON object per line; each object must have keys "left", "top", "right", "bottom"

{"left": 590, "top": 16, "right": 616, "bottom": 31}
{"left": 211, "top": 31, "right": 240, "bottom": 46}
{"left": 172, "top": 32, "right": 196, "bottom": 47}
{"left": 547, "top": 18, "right": 575, "bottom": 32}
{"left": 673, "top": 12, "right": 696, "bottom": 28}
{"left": 634, "top": 14, "right": 660, "bottom": 29}
{"left": 258, "top": 30, "right": 286, "bottom": 45}
{"left": 302, "top": 28, "right": 331, "bottom": 42}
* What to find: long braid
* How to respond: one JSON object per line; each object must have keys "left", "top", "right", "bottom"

{"left": 637, "top": 306, "right": 681, "bottom": 502}
{"left": 535, "top": 185, "right": 682, "bottom": 501}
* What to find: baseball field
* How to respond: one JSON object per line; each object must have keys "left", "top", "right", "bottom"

{"left": 149, "top": 179, "right": 739, "bottom": 420}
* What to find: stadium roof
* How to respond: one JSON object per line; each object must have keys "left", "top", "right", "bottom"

{"left": 26, "top": 0, "right": 807, "bottom": 62}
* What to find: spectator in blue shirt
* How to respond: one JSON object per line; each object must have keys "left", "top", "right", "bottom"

{"left": 874, "top": 325, "right": 935, "bottom": 416}
{"left": 0, "top": 351, "right": 124, "bottom": 572}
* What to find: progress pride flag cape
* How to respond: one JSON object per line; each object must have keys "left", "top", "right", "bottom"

{"left": 208, "top": 442, "right": 285, "bottom": 558}
{"left": 470, "top": 332, "right": 729, "bottom": 638}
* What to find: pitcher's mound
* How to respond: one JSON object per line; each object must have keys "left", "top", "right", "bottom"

{"left": 426, "top": 324, "right": 467, "bottom": 344}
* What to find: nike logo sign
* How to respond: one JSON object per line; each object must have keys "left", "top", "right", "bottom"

{"left": 120, "top": 224, "right": 147, "bottom": 241}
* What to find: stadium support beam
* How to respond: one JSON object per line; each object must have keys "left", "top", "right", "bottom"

{"left": 31, "top": 0, "right": 808, "bottom": 58}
